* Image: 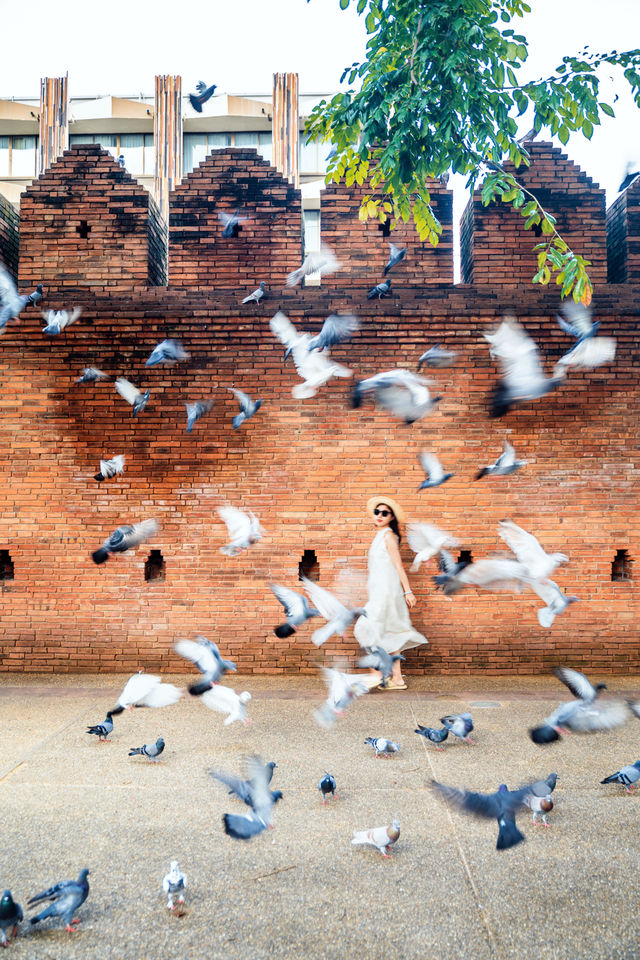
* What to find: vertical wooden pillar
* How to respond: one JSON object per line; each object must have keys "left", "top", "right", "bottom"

{"left": 154, "top": 75, "right": 183, "bottom": 224}
{"left": 38, "top": 75, "right": 69, "bottom": 175}
{"left": 272, "top": 73, "right": 299, "bottom": 188}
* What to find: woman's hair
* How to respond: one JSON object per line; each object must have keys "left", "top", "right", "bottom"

{"left": 377, "top": 502, "right": 402, "bottom": 544}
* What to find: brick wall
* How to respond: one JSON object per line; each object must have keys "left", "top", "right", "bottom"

{"left": 607, "top": 178, "right": 640, "bottom": 283}
{"left": 0, "top": 193, "right": 19, "bottom": 279}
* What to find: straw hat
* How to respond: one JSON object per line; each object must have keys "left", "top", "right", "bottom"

{"left": 366, "top": 495, "right": 405, "bottom": 524}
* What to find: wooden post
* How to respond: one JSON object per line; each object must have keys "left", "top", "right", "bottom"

{"left": 154, "top": 75, "right": 183, "bottom": 224}
{"left": 38, "top": 76, "right": 69, "bottom": 175}
{"left": 272, "top": 73, "right": 299, "bottom": 188}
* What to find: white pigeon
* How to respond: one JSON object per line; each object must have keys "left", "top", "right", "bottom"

{"left": 407, "top": 522, "right": 460, "bottom": 572}
{"left": 270, "top": 311, "right": 352, "bottom": 398}
{"left": 162, "top": 861, "right": 187, "bottom": 910}
{"left": 201, "top": 686, "right": 252, "bottom": 725}
{"left": 498, "top": 520, "right": 569, "bottom": 580}
{"left": 553, "top": 337, "right": 617, "bottom": 375}
{"left": 301, "top": 577, "right": 366, "bottom": 646}
{"left": 353, "top": 369, "right": 440, "bottom": 423}
{"left": 286, "top": 245, "right": 341, "bottom": 286}
{"left": 95, "top": 454, "right": 125, "bottom": 482}
{"left": 351, "top": 820, "right": 400, "bottom": 858}
{"left": 41, "top": 307, "right": 81, "bottom": 334}
{"left": 528, "top": 577, "right": 579, "bottom": 628}
{"left": 114, "top": 377, "right": 150, "bottom": 416}
{"left": 313, "top": 667, "right": 369, "bottom": 728}
{"left": 114, "top": 672, "right": 182, "bottom": 711}
{"left": 485, "top": 317, "right": 563, "bottom": 415}
{"left": 435, "top": 556, "right": 531, "bottom": 594}
{"left": 217, "top": 506, "right": 264, "bottom": 556}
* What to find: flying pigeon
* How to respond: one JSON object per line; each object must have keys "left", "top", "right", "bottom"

{"left": 357, "top": 648, "right": 404, "bottom": 688}
{"left": 201, "top": 686, "right": 252, "bottom": 725}
{"left": 174, "top": 637, "right": 237, "bottom": 695}
{"left": 94, "top": 454, "right": 125, "bottom": 483}
{"left": 529, "top": 667, "right": 625, "bottom": 744}
{"left": 218, "top": 506, "right": 264, "bottom": 556}
{"left": 242, "top": 281, "right": 266, "bottom": 305}
{"left": 91, "top": 518, "right": 159, "bottom": 564}
{"left": 498, "top": 520, "right": 568, "bottom": 580}
{"left": 186, "top": 400, "right": 214, "bottom": 433}
{"left": 406, "top": 522, "right": 460, "bottom": 572}
{"left": 601, "top": 760, "right": 640, "bottom": 793}
{"left": 417, "top": 345, "right": 458, "bottom": 369}
{"left": 440, "top": 712, "right": 475, "bottom": 744}
{"left": 437, "top": 548, "right": 470, "bottom": 580}
{"left": 111, "top": 671, "right": 182, "bottom": 713}
{"left": 301, "top": 576, "right": 366, "bottom": 647}
{"left": 76, "top": 367, "right": 108, "bottom": 383}
{"left": 475, "top": 441, "right": 528, "bottom": 480}
{"left": 307, "top": 313, "right": 360, "bottom": 353}
{"left": 114, "top": 377, "right": 150, "bottom": 416}
{"left": 554, "top": 336, "right": 617, "bottom": 374}
{"left": 162, "top": 861, "right": 187, "bottom": 911}
{"left": 222, "top": 755, "right": 282, "bottom": 840}
{"left": 433, "top": 556, "right": 531, "bottom": 596}
{"left": 129, "top": 737, "right": 165, "bottom": 762}
{"left": 286, "top": 245, "right": 341, "bottom": 286}
{"left": 352, "top": 369, "right": 440, "bottom": 423}
{"left": 618, "top": 164, "right": 640, "bottom": 193}
{"left": 41, "top": 308, "right": 81, "bottom": 335}
{"left": 0, "top": 265, "right": 42, "bottom": 330}
{"left": 351, "top": 820, "right": 400, "bottom": 857}
{"left": 414, "top": 724, "right": 449, "bottom": 749}
{"left": 229, "top": 388, "right": 262, "bottom": 429}
{"left": 218, "top": 209, "right": 247, "bottom": 238}
{"left": 383, "top": 243, "right": 406, "bottom": 275}
{"left": 210, "top": 760, "right": 279, "bottom": 807}
{"left": 270, "top": 582, "right": 319, "bottom": 638}
{"left": 313, "top": 666, "right": 369, "bottom": 728}
{"left": 418, "top": 451, "right": 454, "bottom": 489}
{"left": 431, "top": 781, "right": 533, "bottom": 850}
{"left": 318, "top": 773, "right": 338, "bottom": 803}
{"left": 556, "top": 300, "right": 600, "bottom": 345}
{"left": 145, "top": 339, "right": 190, "bottom": 367}
{"left": 28, "top": 869, "right": 90, "bottom": 933}
{"left": 0, "top": 890, "right": 22, "bottom": 947}
{"left": 485, "top": 317, "right": 564, "bottom": 417}
{"left": 528, "top": 577, "right": 579, "bottom": 628}
{"left": 270, "top": 310, "right": 352, "bottom": 398}
{"left": 364, "top": 737, "right": 400, "bottom": 758}
{"left": 86, "top": 711, "right": 114, "bottom": 742}
{"left": 188, "top": 81, "right": 217, "bottom": 113}
{"left": 367, "top": 278, "right": 392, "bottom": 300}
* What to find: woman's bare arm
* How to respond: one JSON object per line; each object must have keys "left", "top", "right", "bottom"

{"left": 384, "top": 531, "right": 417, "bottom": 607}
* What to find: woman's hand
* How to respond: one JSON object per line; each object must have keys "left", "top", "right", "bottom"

{"left": 404, "top": 590, "right": 416, "bottom": 608}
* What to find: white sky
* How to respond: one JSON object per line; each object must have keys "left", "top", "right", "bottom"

{"left": 0, "top": 0, "right": 639, "bottom": 202}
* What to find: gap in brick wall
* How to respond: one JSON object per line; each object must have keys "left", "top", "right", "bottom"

{"left": 145, "top": 549, "right": 165, "bottom": 582}
{"left": 457, "top": 549, "right": 473, "bottom": 567}
{"left": 76, "top": 220, "right": 91, "bottom": 239}
{"left": 378, "top": 220, "right": 391, "bottom": 238}
{"left": 611, "top": 549, "right": 632, "bottom": 582}
{"left": 298, "top": 549, "right": 319, "bottom": 582}
{"left": 0, "top": 550, "right": 14, "bottom": 580}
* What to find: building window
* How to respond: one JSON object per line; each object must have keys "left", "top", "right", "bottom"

{"left": 145, "top": 549, "right": 166, "bottom": 582}
{"left": 612, "top": 549, "right": 632, "bottom": 582}
{"left": 10, "top": 136, "right": 37, "bottom": 176}
{"left": 69, "top": 134, "right": 154, "bottom": 174}
{"left": 183, "top": 132, "right": 272, "bottom": 175}
{"left": 0, "top": 550, "right": 14, "bottom": 580}
{"left": 300, "top": 139, "right": 333, "bottom": 176}
{"left": 298, "top": 549, "right": 320, "bottom": 582}
{"left": 303, "top": 210, "right": 320, "bottom": 253}
{"left": 0, "top": 137, "right": 9, "bottom": 176}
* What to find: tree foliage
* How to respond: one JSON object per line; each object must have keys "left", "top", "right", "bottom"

{"left": 305, "top": 0, "right": 640, "bottom": 302}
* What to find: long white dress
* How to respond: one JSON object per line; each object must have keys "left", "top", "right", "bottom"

{"left": 354, "top": 528, "right": 428, "bottom": 653}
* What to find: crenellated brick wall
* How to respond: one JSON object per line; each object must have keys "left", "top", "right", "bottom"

{"left": 607, "top": 177, "right": 640, "bottom": 283}
{"left": 0, "top": 193, "right": 19, "bottom": 279}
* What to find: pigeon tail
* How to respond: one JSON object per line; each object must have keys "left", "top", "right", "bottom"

{"left": 490, "top": 383, "right": 512, "bottom": 418}
{"left": 94, "top": 472, "right": 105, "bottom": 482}
{"left": 497, "top": 819, "right": 525, "bottom": 850}
{"left": 188, "top": 679, "right": 214, "bottom": 696}
{"left": 529, "top": 724, "right": 560, "bottom": 744}
{"left": 189, "top": 94, "right": 204, "bottom": 113}
{"left": 92, "top": 547, "right": 110, "bottom": 564}
{"left": 232, "top": 413, "right": 246, "bottom": 430}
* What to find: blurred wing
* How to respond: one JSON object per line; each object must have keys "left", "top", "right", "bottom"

{"left": 269, "top": 310, "right": 300, "bottom": 349}
{"left": 407, "top": 522, "right": 457, "bottom": 554}
{"left": 554, "top": 666, "right": 597, "bottom": 701}
{"left": 142, "top": 682, "right": 181, "bottom": 708}
{"left": 560, "top": 300, "right": 592, "bottom": 336}
{"left": 115, "top": 378, "right": 139, "bottom": 405}
{"left": 556, "top": 338, "right": 616, "bottom": 371}
{"left": 270, "top": 583, "right": 306, "bottom": 620}
{"left": 568, "top": 700, "right": 628, "bottom": 733}
{"left": 301, "top": 576, "right": 347, "bottom": 621}
{"left": 498, "top": 520, "right": 545, "bottom": 569}
{"left": 0, "top": 265, "right": 18, "bottom": 306}
{"left": 174, "top": 639, "right": 217, "bottom": 674}
{"left": 129, "top": 518, "right": 159, "bottom": 546}
{"left": 246, "top": 755, "right": 274, "bottom": 823}
{"left": 460, "top": 558, "right": 529, "bottom": 590}
{"left": 209, "top": 769, "right": 252, "bottom": 803}
{"left": 201, "top": 685, "right": 239, "bottom": 715}
{"left": 218, "top": 506, "right": 251, "bottom": 542}
{"left": 419, "top": 451, "right": 443, "bottom": 482}
{"left": 431, "top": 781, "right": 502, "bottom": 819}
{"left": 317, "top": 313, "right": 359, "bottom": 346}
{"left": 229, "top": 387, "right": 251, "bottom": 410}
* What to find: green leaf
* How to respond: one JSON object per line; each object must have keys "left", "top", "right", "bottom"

{"left": 339, "top": 0, "right": 350, "bottom": 9}
{"left": 600, "top": 102, "right": 615, "bottom": 117}
{"left": 541, "top": 217, "right": 555, "bottom": 236}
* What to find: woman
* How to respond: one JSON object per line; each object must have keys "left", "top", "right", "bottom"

{"left": 354, "top": 496, "right": 427, "bottom": 689}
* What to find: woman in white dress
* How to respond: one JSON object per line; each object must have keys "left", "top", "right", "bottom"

{"left": 354, "top": 495, "right": 428, "bottom": 689}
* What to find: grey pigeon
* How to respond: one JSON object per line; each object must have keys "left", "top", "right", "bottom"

{"left": 432, "top": 781, "right": 533, "bottom": 850}
{"left": 556, "top": 300, "right": 599, "bottom": 345}
{"left": 270, "top": 310, "right": 353, "bottom": 399}
{"left": 523, "top": 773, "right": 558, "bottom": 826}
{"left": 601, "top": 760, "right": 640, "bottom": 793}
{"left": 485, "top": 317, "right": 565, "bottom": 417}
{"left": 352, "top": 369, "right": 440, "bottom": 423}
{"left": 475, "top": 441, "right": 528, "bottom": 480}
{"left": 383, "top": 242, "right": 406, "bottom": 275}
{"left": 418, "top": 451, "right": 454, "bottom": 489}
{"left": 222, "top": 755, "right": 282, "bottom": 840}
{"left": 302, "top": 576, "right": 366, "bottom": 647}
{"left": 229, "top": 388, "right": 262, "bottom": 429}
{"left": 128, "top": 737, "right": 165, "bottom": 762}
{"left": 618, "top": 164, "right": 640, "bottom": 192}
{"left": 0, "top": 890, "right": 22, "bottom": 946}
{"left": 186, "top": 400, "right": 213, "bottom": 433}
{"left": 357, "top": 647, "right": 404, "bottom": 688}
{"left": 218, "top": 506, "right": 264, "bottom": 556}
{"left": 28, "top": 869, "right": 90, "bottom": 933}
{"left": 440, "top": 712, "right": 475, "bottom": 743}
{"left": 418, "top": 345, "right": 458, "bottom": 369}
{"left": 92, "top": 518, "right": 159, "bottom": 564}
{"left": 318, "top": 772, "right": 338, "bottom": 803}
{"left": 174, "top": 636, "right": 236, "bottom": 695}
{"left": 162, "top": 861, "right": 187, "bottom": 911}
{"left": 42, "top": 308, "right": 81, "bottom": 335}
{"left": 0, "top": 265, "right": 42, "bottom": 331}
{"left": 242, "top": 281, "right": 266, "bottom": 305}
{"left": 27, "top": 284, "right": 43, "bottom": 307}
{"left": 313, "top": 667, "right": 369, "bottom": 728}
{"left": 210, "top": 760, "right": 279, "bottom": 806}
{"left": 307, "top": 314, "right": 359, "bottom": 353}
{"left": 145, "top": 339, "right": 189, "bottom": 367}
{"left": 76, "top": 367, "right": 108, "bottom": 383}
{"left": 530, "top": 667, "right": 625, "bottom": 744}
{"left": 528, "top": 578, "right": 579, "bottom": 628}
{"left": 189, "top": 81, "right": 217, "bottom": 113}
{"left": 218, "top": 209, "right": 247, "bottom": 238}
{"left": 364, "top": 736, "right": 400, "bottom": 758}
{"left": 270, "top": 583, "right": 319, "bottom": 638}
{"left": 94, "top": 454, "right": 125, "bottom": 482}
{"left": 286, "top": 246, "right": 341, "bottom": 286}
{"left": 367, "top": 278, "right": 392, "bottom": 300}
{"left": 414, "top": 724, "right": 449, "bottom": 749}
{"left": 114, "top": 377, "right": 150, "bottom": 416}
{"left": 86, "top": 711, "right": 114, "bottom": 742}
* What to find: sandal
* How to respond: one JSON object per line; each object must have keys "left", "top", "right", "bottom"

{"left": 384, "top": 680, "right": 407, "bottom": 690}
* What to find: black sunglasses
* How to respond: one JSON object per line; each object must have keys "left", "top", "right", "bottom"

{"left": 374, "top": 508, "right": 391, "bottom": 517}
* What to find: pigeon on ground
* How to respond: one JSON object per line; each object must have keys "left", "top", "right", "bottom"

{"left": 556, "top": 301, "right": 600, "bottom": 345}
{"left": 270, "top": 311, "right": 352, "bottom": 398}
{"left": 86, "top": 711, "right": 114, "bottom": 742}
{"left": 92, "top": 518, "right": 159, "bottom": 564}
{"left": 351, "top": 820, "right": 400, "bottom": 857}
{"left": 417, "top": 345, "right": 458, "bottom": 369}
{"left": 434, "top": 557, "right": 531, "bottom": 595}
{"left": 270, "top": 583, "right": 319, "bottom": 638}
{"left": 28, "top": 869, "right": 90, "bottom": 933}
{"left": 523, "top": 793, "right": 554, "bottom": 826}
{"left": 529, "top": 667, "right": 625, "bottom": 743}
{"left": 440, "top": 712, "right": 475, "bottom": 744}
{"left": 111, "top": 671, "right": 182, "bottom": 713}
{"left": 174, "top": 637, "right": 237, "bottom": 695}
{"left": 352, "top": 369, "right": 440, "bottom": 423}
{"left": 218, "top": 209, "right": 247, "bottom": 238}
{"left": 129, "top": 738, "right": 165, "bottom": 762}
{"left": 319, "top": 773, "right": 338, "bottom": 803}
{"left": 145, "top": 339, "right": 189, "bottom": 367}
{"left": 242, "top": 281, "right": 266, "bottom": 305}
{"left": 407, "top": 522, "right": 460, "bottom": 572}
{"left": 364, "top": 737, "right": 400, "bottom": 758}
{"left": 162, "top": 862, "right": 187, "bottom": 911}
{"left": 418, "top": 452, "right": 454, "bottom": 489}
{"left": 367, "top": 278, "right": 392, "bottom": 300}
{"left": 114, "top": 377, "right": 150, "bottom": 416}
{"left": 0, "top": 890, "right": 22, "bottom": 947}
{"left": 313, "top": 667, "right": 369, "bottom": 728}
{"left": 307, "top": 314, "right": 360, "bottom": 353}
{"left": 498, "top": 520, "right": 568, "bottom": 580}
{"left": 41, "top": 308, "right": 81, "bottom": 335}
{"left": 528, "top": 577, "right": 579, "bottom": 628}
{"left": 553, "top": 336, "right": 617, "bottom": 374}
{"left": 601, "top": 760, "right": 640, "bottom": 793}
{"left": 76, "top": 367, "right": 108, "bottom": 383}
{"left": 185, "top": 400, "right": 214, "bottom": 433}
{"left": 286, "top": 245, "right": 341, "bottom": 286}
{"left": 222, "top": 755, "right": 282, "bottom": 840}
{"left": 383, "top": 243, "right": 406, "bottom": 275}
{"left": 431, "top": 781, "right": 533, "bottom": 850}
{"left": 210, "top": 760, "right": 279, "bottom": 806}
{"left": 357, "top": 648, "right": 404, "bottom": 688}
{"left": 201, "top": 686, "right": 252, "bottom": 725}
{"left": 94, "top": 454, "right": 125, "bottom": 483}
{"left": 530, "top": 772, "right": 559, "bottom": 798}
{"left": 229, "top": 388, "right": 262, "bottom": 429}
{"left": 301, "top": 576, "right": 366, "bottom": 647}
{"left": 218, "top": 506, "right": 264, "bottom": 556}
{"left": 485, "top": 317, "right": 564, "bottom": 417}
{"left": 475, "top": 441, "right": 528, "bottom": 480}
{"left": 414, "top": 724, "right": 449, "bottom": 749}
{"left": 188, "top": 81, "right": 217, "bottom": 113}
{"left": 0, "top": 265, "right": 42, "bottom": 330}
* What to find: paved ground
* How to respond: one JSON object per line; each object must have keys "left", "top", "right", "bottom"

{"left": 0, "top": 672, "right": 639, "bottom": 960}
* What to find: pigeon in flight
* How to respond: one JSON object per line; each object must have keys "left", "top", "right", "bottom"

{"left": 351, "top": 820, "right": 400, "bottom": 857}
{"left": 218, "top": 209, "right": 247, "bottom": 238}
{"left": 145, "top": 339, "right": 190, "bottom": 367}
{"left": 174, "top": 636, "right": 237, "bottom": 695}
{"left": 434, "top": 556, "right": 531, "bottom": 595}
{"left": 556, "top": 301, "right": 600, "bottom": 345}
{"left": 383, "top": 243, "right": 406, "bottom": 275}
{"left": 407, "top": 522, "right": 460, "bottom": 572}
{"left": 186, "top": 400, "right": 214, "bottom": 433}
{"left": 418, "top": 451, "right": 454, "bottom": 489}
{"left": 222, "top": 755, "right": 282, "bottom": 840}
{"left": 0, "top": 265, "right": 42, "bottom": 330}
{"left": 431, "top": 781, "right": 533, "bottom": 850}
{"left": 0, "top": 890, "right": 22, "bottom": 947}
{"left": 86, "top": 711, "right": 114, "bottom": 742}
{"left": 129, "top": 737, "right": 165, "bottom": 762}
{"left": 242, "top": 281, "right": 266, "bottom": 305}
{"left": 498, "top": 520, "right": 568, "bottom": 580}
{"left": 475, "top": 441, "right": 528, "bottom": 480}
{"left": 94, "top": 454, "right": 125, "bottom": 483}
{"left": 352, "top": 369, "right": 440, "bottom": 423}
{"left": 76, "top": 367, "right": 108, "bottom": 383}
{"left": 364, "top": 736, "right": 400, "bottom": 758}
{"left": 229, "top": 388, "right": 262, "bottom": 429}
{"left": 554, "top": 336, "right": 616, "bottom": 374}
{"left": 440, "top": 712, "right": 475, "bottom": 744}
{"left": 114, "top": 377, "right": 150, "bottom": 416}
{"left": 270, "top": 310, "right": 353, "bottom": 398}
{"left": 528, "top": 577, "right": 579, "bottom": 628}
{"left": 28, "top": 869, "right": 90, "bottom": 933}
{"left": 417, "top": 345, "right": 458, "bottom": 369}
{"left": 529, "top": 667, "right": 626, "bottom": 743}
{"left": 42, "top": 307, "right": 81, "bottom": 335}
{"left": 286, "top": 245, "right": 341, "bottom": 286}
{"left": 318, "top": 773, "right": 338, "bottom": 803}
{"left": 218, "top": 506, "right": 264, "bottom": 556}
{"left": 111, "top": 671, "right": 182, "bottom": 713}
{"left": 201, "top": 686, "right": 252, "bottom": 725}
{"left": 601, "top": 760, "right": 640, "bottom": 793}
{"left": 210, "top": 760, "right": 280, "bottom": 807}
{"left": 301, "top": 576, "right": 366, "bottom": 647}
{"left": 357, "top": 648, "right": 404, "bottom": 688}
{"left": 313, "top": 666, "right": 369, "bottom": 728}
{"left": 485, "top": 317, "right": 564, "bottom": 417}
{"left": 189, "top": 81, "right": 217, "bottom": 113}
{"left": 414, "top": 724, "right": 449, "bottom": 749}
{"left": 367, "top": 278, "right": 392, "bottom": 300}
{"left": 270, "top": 583, "right": 319, "bottom": 638}
{"left": 307, "top": 314, "right": 360, "bottom": 353}
{"left": 92, "top": 518, "right": 159, "bottom": 564}
{"left": 162, "top": 862, "right": 187, "bottom": 911}
{"left": 618, "top": 163, "right": 640, "bottom": 192}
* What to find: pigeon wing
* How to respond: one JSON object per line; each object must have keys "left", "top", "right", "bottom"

{"left": 201, "top": 685, "right": 240, "bottom": 717}
{"left": 431, "top": 781, "right": 503, "bottom": 819}
{"left": 567, "top": 700, "right": 629, "bottom": 733}
{"left": 118, "top": 672, "right": 159, "bottom": 707}
{"left": 114, "top": 377, "right": 140, "bottom": 406}
{"left": 174, "top": 639, "right": 218, "bottom": 674}
{"left": 301, "top": 576, "right": 348, "bottom": 623}
{"left": 218, "top": 506, "right": 252, "bottom": 543}
{"left": 270, "top": 584, "right": 307, "bottom": 621}
{"left": 141, "top": 681, "right": 181, "bottom": 708}
{"left": 554, "top": 666, "right": 598, "bottom": 702}
{"left": 419, "top": 451, "right": 444, "bottom": 483}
